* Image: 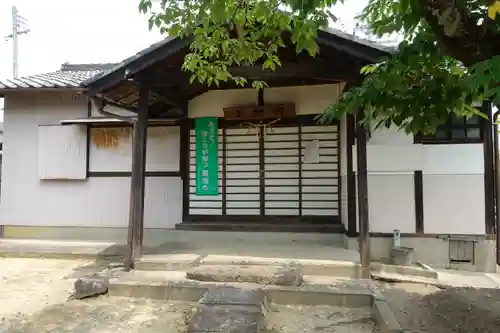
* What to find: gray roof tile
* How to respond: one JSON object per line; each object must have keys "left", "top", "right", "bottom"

{"left": 0, "top": 63, "right": 118, "bottom": 91}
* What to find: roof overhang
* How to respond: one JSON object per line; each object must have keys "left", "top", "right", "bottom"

{"left": 84, "top": 28, "right": 393, "bottom": 97}
{"left": 0, "top": 87, "right": 85, "bottom": 94}
{"left": 60, "top": 117, "right": 181, "bottom": 126}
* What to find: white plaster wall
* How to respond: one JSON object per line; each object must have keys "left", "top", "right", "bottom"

{"left": 0, "top": 91, "right": 181, "bottom": 229}
{"left": 367, "top": 174, "right": 416, "bottom": 233}
{"left": 188, "top": 84, "right": 345, "bottom": 117}
{"left": 352, "top": 126, "right": 486, "bottom": 235}
{"left": 89, "top": 126, "right": 180, "bottom": 172}
{"left": 423, "top": 174, "right": 484, "bottom": 234}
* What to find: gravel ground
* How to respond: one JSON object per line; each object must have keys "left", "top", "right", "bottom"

{"left": 382, "top": 282, "right": 500, "bottom": 332}
{"left": 266, "top": 304, "right": 377, "bottom": 333}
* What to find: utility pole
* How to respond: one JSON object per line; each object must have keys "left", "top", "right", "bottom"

{"left": 4, "top": 6, "right": 30, "bottom": 79}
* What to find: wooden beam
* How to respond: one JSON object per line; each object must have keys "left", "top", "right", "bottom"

{"left": 356, "top": 124, "right": 370, "bottom": 276}
{"left": 124, "top": 82, "right": 149, "bottom": 271}
{"left": 144, "top": 62, "right": 354, "bottom": 87}
{"left": 90, "top": 96, "right": 138, "bottom": 120}
{"left": 149, "top": 85, "right": 188, "bottom": 112}
{"left": 229, "top": 62, "right": 354, "bottom": 80}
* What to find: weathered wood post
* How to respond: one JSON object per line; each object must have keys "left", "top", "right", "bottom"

{"left": 124, "top": 83, "right": 149, "bottom": 270}
{"left": 356, "top": 123, "right": 370, "bottom": 276}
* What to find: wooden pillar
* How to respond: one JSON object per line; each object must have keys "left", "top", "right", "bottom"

{"left": 356, "top": 124, "right": 370, "bottom": 275}
{"left": 124, "top": 83, "right": 149, "bottom": 270}
{"left": 482, "top": 101, "right": 495, "bottom": 235}
{"left": 346, "top": 115, "right": 357, "bottom": 237}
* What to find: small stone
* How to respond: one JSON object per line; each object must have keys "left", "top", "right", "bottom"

{"left": 73, "top": 276, "right": 109, "bottom": 299}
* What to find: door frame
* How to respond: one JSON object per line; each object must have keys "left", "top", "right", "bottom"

{"left": 182, "top": 115, "right": 341, "bottom": 224}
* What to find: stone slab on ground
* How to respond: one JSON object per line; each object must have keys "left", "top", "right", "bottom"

{"left": 371, "top": 262, "right": 438, "bottom": 280}
{"left": 371, "top": 271, "right": 443, "bottom": 288}
{"left": 188, "top": 305, "right": 263, "bottom": 333}
{"left": 200, "top": 286, "right": 265, "bottom": 309}
{"left": 189, "top": 287, "right": 265, "bottom": 333}
{"left": 108, "top": 270, "right": 374, "bottom": 308}
{"left": 186, "top": 264, "right": 303, "bottom": 286}
{"left": 199, "top": 255, "right": 361, "bottom": 277}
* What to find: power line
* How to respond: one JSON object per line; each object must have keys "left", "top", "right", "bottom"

{"left": 4, "top": 6, "right": 30, "bottom": 79}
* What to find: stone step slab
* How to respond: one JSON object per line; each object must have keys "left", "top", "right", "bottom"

{"left": 108, "top": 270, "right": 374, "bottom": 308}
{"left": 186, "top": 264, "right": 303, "bottom": 286}
{"left": 188, "top": 287, "right": 266, "bottom": 333}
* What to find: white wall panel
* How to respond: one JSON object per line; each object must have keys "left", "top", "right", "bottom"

{"left": 352, "top": 124, "right": 486, "bottom": 235}
{"left": 353, "top": 144, "right": 422, "bottom": 173}
{"left": 367, "top": 174, "right": 415, "bottom": 233}
{"left": 422, "top": 144, "right": 484, "bottom": 175}
{"left": 188, "top": 84, "right": 345, "bottom": 118}
{"left": 423, "top": 174, "right": 485, "bottom": 234}
{"left": 90, "top": 126, "right": 180, "bottom": 172}
{"left": 37, "top": 125, "right": 87, "bottom": 180}
{"left": 1, "top": 92, "right": 181, "bottom": 229}
{"left": 368, "top": 126, "right": 414, "bottom": 146}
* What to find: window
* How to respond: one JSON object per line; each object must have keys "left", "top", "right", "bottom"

{"left": 421, "top": 114, "right": 482, "bottom": 144}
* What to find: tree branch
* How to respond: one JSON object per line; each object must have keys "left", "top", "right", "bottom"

{"left": 418, "top": 0, "right": 500, "bottom": 66}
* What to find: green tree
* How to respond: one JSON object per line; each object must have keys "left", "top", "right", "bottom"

{"left": 139, "top": 0, "right": 500, "bottom": 133}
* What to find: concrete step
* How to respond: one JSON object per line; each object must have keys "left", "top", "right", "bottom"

{"left": 136, "top": 254, "right": 363, "bottom": 278}
{"left": 134, "top": 254, "right": 438, "bottom": 282}
{"left": 108, "top": 270, "right": 374, "bottom": 308}
{"left": 175, "top": 222, "right": 345, "bottom": 233}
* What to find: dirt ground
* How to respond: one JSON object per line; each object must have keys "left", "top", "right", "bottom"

{"left": 3, "top": 257, "right": 500, "bottom": 333}
{"left": 2, "top": 296, "right": 194, "bottom": 333}
{"left": 0, "top": 258, "right": 194, "bottom": 333}
{"left": 382, "top": 282, "right": 500, "bottom": 332}
{"left": 266, "top": 304, "right": 377, "bottom": 333}
{"left": 0, "top": 258, "right": 87, "bottom": 318}
{"left": 0, "top": 257, "right": 379, "bottom": 333}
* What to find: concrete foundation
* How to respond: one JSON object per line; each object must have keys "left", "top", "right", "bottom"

{"left": 344, "top": 235, "right": 497, "bottom": 273}
{"left": 1, "top": 227, "right": 359, "bottom": 261}
{"left": 2, "top": 226, "right": 343, "bottom": 245}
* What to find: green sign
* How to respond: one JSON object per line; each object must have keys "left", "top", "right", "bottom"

{"left": 195, "top": 117, "right": 219, "bottom": 196}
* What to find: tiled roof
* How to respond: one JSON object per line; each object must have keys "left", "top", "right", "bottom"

{"left": 0, "top": 63, "right": 118, "bottom": 91}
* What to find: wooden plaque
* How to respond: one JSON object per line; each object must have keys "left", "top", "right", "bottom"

{"left": 223, "top": 103, "right": 295, "bottom": 120}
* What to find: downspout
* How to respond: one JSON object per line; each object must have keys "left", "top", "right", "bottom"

{"left": 493, "top": 109, "right": 500, "bottom": 265}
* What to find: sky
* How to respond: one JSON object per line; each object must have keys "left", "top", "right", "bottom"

{"left": 0, "top": 0, "right": 367, "bottom": 121}
{"left": 0, "top": 0, "right": 367, "bottom": 79}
